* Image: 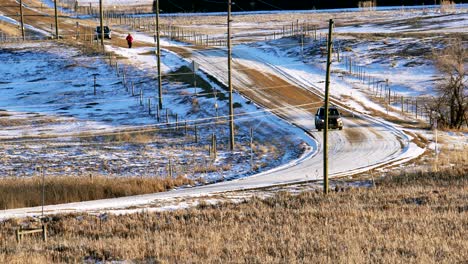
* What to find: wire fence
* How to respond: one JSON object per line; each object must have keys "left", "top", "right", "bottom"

{"left": 336, "top": 54, "right": 437, "bottom": 125}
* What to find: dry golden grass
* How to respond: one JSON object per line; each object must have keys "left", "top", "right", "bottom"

{"left": 0, "top": 165, "right": 466, "bottom": 263}
{"left": 0, "top": 114, "right": 61, "bottom": 127}
{"left": 100, "top": 130, "right": 156, "bottom": 144}
{"left": 0, "top": 175, "right": 192, "bottom": 210}
{"left": 430, "top": 146, "right": 468, "bottom": 171}
{"left": 440, "top": 0, "right": 456, "bottom": 13}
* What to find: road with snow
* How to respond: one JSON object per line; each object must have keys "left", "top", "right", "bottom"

{"left": 0, "top": 33, "right": 424, "bottom": 220}
{"left": 2, "top": 1, "right": 448, "bottom": 219}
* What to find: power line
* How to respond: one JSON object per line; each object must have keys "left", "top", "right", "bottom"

{"left": 1, "top": 58, "right": 325, "bottom": 87}
{"left": 0, "top": 101, "right": 322, "bottom": 143}
{"left": 0, "top": 40, "right": 327, "bottom": 63}
{"left": 0, "top": 81, "right": 317, "bottom": 110}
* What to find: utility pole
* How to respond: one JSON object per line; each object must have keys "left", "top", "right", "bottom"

{"left": 41, "top": 167, "right": 45, "bottom": 217}
{"left": 323, "top": 19, "right": 334, "bottom": 195}
{"left": 19, "top": 0, "right": 25, "bottom": 41}
{"left": 156, "top": 0, "right": 163, "bottom": 110}
{"left": 54, "top": 0, "right": 59, "bottom": 39}
{"left": 228, "top": 0, "right": 235, "bottom": 151}
{"left": 99, "top": 0, "right": 104, "bottom": 46}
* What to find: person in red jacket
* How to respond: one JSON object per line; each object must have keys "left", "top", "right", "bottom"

{"left": 126, "top": 33, "right": 133, "bottom": 48}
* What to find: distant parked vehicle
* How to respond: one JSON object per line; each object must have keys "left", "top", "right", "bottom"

{"left": 95, "top": 26, "right": 111, "bottom": 39}
{"left": 315, "top": 106, "right": 343, "bottom": 131}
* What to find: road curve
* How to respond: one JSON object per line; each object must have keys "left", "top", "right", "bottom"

{"left": 0, "top": 39, "right": 423, "bottom": 220}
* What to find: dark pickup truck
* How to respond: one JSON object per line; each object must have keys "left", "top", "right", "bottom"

{"left": 95, "top": 26, "right": 112, "bottom": 39}
{"left": 315, "top": 106, "right": 344, "bottom": 131}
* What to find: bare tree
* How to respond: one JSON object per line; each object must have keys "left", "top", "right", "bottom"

{"left": 431, "top": 38, "right": 467, "bottom": 129}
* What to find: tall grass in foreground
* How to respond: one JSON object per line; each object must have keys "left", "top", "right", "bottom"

{"left": 0, "top": 175, "right": 193, "bottom": 210}
{"left": 0, "top": 166, "right": 466, "bottom": 263}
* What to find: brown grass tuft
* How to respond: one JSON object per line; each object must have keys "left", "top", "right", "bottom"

{"left": 0, "top": 175, "right": 192, "bottom": 210}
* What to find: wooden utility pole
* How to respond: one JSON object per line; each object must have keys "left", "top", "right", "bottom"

{"left": 156, "top": 0, "right": 163, "bottom": 110}
{"left": 54, "top": 0, "right": 59, "bottom": 39}
{"left": 19, "top": 0, "right": 25, "bottom": 40}
{"left": 99, "top": 0, "right": 104, "bottom": 46}
{"left": 323, "top": 19, "right": 334, "bottom": 195}
{"left": 228, "top": 0, "right": 235, "bottom": 151}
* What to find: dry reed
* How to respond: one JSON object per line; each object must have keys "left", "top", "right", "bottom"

{"left": 0, "top": 166, "right": 466, "bottom": 263}
{"left": 0, "top": 175, "right": 192, "bottom": 210}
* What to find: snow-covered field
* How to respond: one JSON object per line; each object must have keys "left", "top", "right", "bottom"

{"left": 0, "top": 2, "right": 466, "bottom": 218}
{"left": 0, "top": 41, "right": 310, "bottom": 181}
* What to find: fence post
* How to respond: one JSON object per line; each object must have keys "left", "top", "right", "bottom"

{"left": 168, "top": 159, "right": 173, "bottom": 178}
{"left": 16, "top": 228, "right": 20, "bottom": 243}
{"left": 415, "top": 100, "right": 418, "bottom": 118}
{"left": 165, "top": 109, "right": 169, "bottom": 124}
{"left": 211, "top": 133, "right": 217, "bottom": 159}
{"left": 388, "top": 86, "right": 391, "bottom": 106}
{"left": 401, "top": 96, "right": 404, "bottom": 112}
{"left": 122, "top": 69, "right": 126, "bottom": 90}
{"left": 42, "top": 225, "right": 47, "bottom": 242}
{"left": 148, "top": 98, "right": 151, "bottom": 115}
{"left": 139, "top": 89, "right": 143, "bottom": 106}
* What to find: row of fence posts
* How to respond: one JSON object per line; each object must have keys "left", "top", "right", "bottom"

{"left": 94, "top": 55, "right": 222, "bottom": 177}
{"left": 74, "top": 3, "right": 460, "bottom": 20}
{"left": 0, "top": 4, "right": 327, "bottom": 48}
{"left": 0, "top": 31, "right": 48, "bottom": 43}
{"left": 257, "top": 25, "right": 431, "bottom": 122}
{"left": 75, "top": 4, "right": 151, "bottom": 17}
{"left": 0, "top": 31, "right": 16, "bottom": 43}
{"left": 96, "top": 52, "right": 259, "bottom": 173}
{"left": 97, "top": 53, "right": 257, "bottom": 168}
{"left": 341, "top": 55, "right": 432, "bottom": 121}
{"left": 0, "top": 23, "right": 100, "bottom": 43}
{"left": 88, "top": 13, "right": 326, "bottom": 47}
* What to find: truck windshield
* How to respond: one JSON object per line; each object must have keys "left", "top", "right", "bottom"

{"left": 318, "top": 108, "right": 340, "bottom": 116}
{"left": 96, "top": 26, "right": 110, "bottom": 33}
{"left": 329, "top": 108, "right": 339, "bottom": 116}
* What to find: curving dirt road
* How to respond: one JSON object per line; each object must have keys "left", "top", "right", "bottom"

{"left": 0, "top": 3, "right": 424, "bottom": 219}
{"left": 0, "top": 36, "right": 423, "bottom": 220}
